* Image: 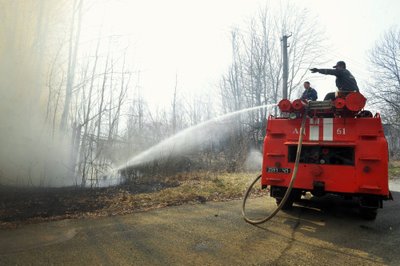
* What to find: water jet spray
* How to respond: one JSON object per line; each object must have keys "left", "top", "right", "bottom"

{"left": 115, "top": 104, "right": 276, "bottom": 173}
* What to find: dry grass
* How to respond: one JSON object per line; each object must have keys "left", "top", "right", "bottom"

{"left": 389, "top": 161, "right": 400, "bottom": 179}
{"left": 4, "top": 160, "right": 397, "bottom": 229}
{"left": 102, "top": 171, "right": 262, "bottom": 215}
{"left": 0, "top": 171, "right": 262, "bottom": 228}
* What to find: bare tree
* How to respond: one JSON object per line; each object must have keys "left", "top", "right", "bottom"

{"left": 219, "top": 3, "right": 325, "bottom": 169}
{"left": 368, "top": 27, "right": 400, "bottom": 157}
{"left": 368, "top": 27, "right": 400, "bottom": 116}
{"left": 221, "top": 29, "right": 245, "bottom": 114}
{"left": 60, "top": 0, "right": 83, "bottom": 131}
{"left": 172, "top": 72, "right": 178, "bottom": 134}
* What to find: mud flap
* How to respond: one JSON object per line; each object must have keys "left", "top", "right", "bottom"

{"left": 313, "top": 181, "right": 325, "bottom": 197}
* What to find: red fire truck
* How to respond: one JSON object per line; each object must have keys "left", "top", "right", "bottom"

{"left": 262, "top": 92, "right": 391, "bottom": 220}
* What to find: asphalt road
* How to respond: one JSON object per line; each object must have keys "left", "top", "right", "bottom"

{"left": 1, "top": 191, "right": 400, "bottom": 265}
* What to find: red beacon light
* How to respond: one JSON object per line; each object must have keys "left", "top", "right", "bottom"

{"left": 345, "top": 92, "right": 366, "bottom": 112}
{"left": 334, "top": 98, "right": 346, "bottom": 109}
{"left": 278, "top": 99, "right": 292, "bottom": 112}
{"left": 291, "top": 99, "right": 306, "bottom": 111}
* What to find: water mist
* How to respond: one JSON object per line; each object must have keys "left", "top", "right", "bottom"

{"left": 116, "top": 104, "right": 275, "bottom": 172}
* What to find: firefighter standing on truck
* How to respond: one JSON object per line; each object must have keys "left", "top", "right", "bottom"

{"left": 301, "top": 81, "right": 318, "bottom": 101}
{"left": 310, "top": 61, "right": 359, "bottom": 101}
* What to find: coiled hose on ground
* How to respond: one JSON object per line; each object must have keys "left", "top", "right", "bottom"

{"left": 242, "top": 111, "right": 307, "bottom": 224}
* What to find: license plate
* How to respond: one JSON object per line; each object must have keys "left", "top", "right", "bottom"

{"left": 267, "top": 167, "right": 291, "bottom": 174}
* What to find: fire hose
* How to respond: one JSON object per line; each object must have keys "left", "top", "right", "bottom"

{"left": 242, "top": 109, "right": 307, "bottom": 224}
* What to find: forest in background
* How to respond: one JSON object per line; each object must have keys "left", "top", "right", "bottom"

{"left": 0, "top": 1, "right": 399, "bottom": 187}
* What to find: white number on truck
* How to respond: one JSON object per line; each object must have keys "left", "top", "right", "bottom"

{"left": 336, "top": 128, "right": 346, "bottom": 135}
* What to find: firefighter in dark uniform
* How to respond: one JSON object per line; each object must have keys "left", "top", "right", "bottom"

{"left": 301, "top": 81, "right": 318, "bottom": 101}
{"left": 310, "top": 61, "right": 359, "bottom": 101}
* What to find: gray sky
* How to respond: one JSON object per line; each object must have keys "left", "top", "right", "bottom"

{"left": 300, "top": 0, "right": 400, "bottom": 100}
{"left": 82, "top": 0, "right": 400, "bottom": 107}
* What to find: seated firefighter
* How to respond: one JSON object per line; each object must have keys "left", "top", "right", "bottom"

{"left": 310, "top": 61, "right": 359, "bottom": 101}
{"left": 301, "top": 81, "right": 318, "bottom": 101}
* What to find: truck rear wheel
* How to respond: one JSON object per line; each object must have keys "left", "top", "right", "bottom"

{"left": 360, "top": 207, "right": 377, "bottom": 220}
{"left": 359, "top": 196, "right": 380, "bottom": 220}
{"left": 275, "top": 197, "right": 293, "bottom": 210}
{"left": 275, "top": 190, "right": 301, "bottom": 210}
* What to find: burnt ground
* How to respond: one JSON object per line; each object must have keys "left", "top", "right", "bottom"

{"left": 0, "top": 181, "right": 180, "bottom": 227}
{"left": 0, "top": 172, "right": 259, "bottom": 229}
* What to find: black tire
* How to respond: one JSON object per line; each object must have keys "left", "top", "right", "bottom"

{"left": 276, "top": 197, "right": 294, "bottom": 210}
{"left": 275, "top": 190, "right": 301, "bottom": 210}
{"left": 360, "top": 207, "right": 378, "bottom": 220}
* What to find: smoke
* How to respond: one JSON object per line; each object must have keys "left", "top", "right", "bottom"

{"left": 0, "top": 2, "right": 72, "bottom": 186}
{"left": 244, "top": 149, "right": 263, "bottom": 171}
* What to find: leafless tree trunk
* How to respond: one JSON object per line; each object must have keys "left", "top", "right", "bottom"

{"left": 172, "top": 73, "right": 178, "bottom": 134}
{"left": 60, "top": 0, "right": 83, "bottom": 131}
{"left": 95, "top": 44, "right": 110, "bottom": 153}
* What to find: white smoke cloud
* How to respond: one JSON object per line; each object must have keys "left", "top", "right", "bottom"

{"left": 244, "top": 149, "right": 263, "bottom": 171}
{"left": 0, "top": 2, "right": 73, "bottom": 186}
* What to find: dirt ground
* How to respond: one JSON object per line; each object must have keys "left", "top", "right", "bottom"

{"left": 1, "top": 195, "right": 400, "bottom": 265}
